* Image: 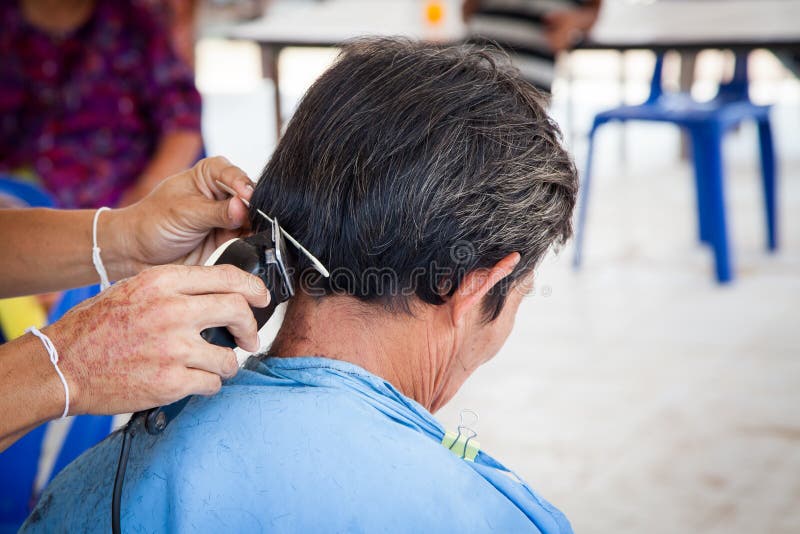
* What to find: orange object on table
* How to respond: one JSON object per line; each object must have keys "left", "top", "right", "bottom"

{"left": 424, "top": 0, "right": 445, "bottom": 25}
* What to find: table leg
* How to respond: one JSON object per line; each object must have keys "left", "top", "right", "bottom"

{"left": 679, "top": 51, "right": 698, "bottom": 160}
{"left": 618, "top": 50, "right": 627, "bottom": 165}
{"left": 260, "top": 43, "right": 283, "bottom": 140}
{"left": 563, "top": 51, "right": 574, "bottom": 148}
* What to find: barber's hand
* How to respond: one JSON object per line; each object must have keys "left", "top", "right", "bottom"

{"left": 543, "top": 8, "right": 598, "bottom": 53}
{"left": 462, "top": 0, "right": 480, "bottom": 21}
{"left": 108, "top": 156, "right": 256, "bottom": 277}
{"left": 42, "top": 264, "right": 269, "bottom": 415}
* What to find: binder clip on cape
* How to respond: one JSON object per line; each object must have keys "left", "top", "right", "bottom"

{"left": 111, "top": 182, "right": 330, "bottom": 533}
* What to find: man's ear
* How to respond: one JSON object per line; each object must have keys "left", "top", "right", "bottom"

{"left": 450, "top": 252, "right": 521, "bottom": 325}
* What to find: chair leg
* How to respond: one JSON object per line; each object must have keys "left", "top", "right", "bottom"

{"left": 688, "top": 129, "right": 712, "bottom": 244}
{"left": 573, "top": 127, "right": 597, "bottom": 268}
{"left": 757, "top": 118, "right": 778, "bottom": 251}
{"left": 691, "top": 125, "right": 732, "bottom": 283}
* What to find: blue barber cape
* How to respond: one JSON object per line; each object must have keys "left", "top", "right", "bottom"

{"left": 22, "top": 357, "right": 572, "bottom": 533}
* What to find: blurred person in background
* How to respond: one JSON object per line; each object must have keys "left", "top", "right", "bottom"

{"left": 146, "top": 0, "right": 199, "bottom": 70}
{"left": 463, "top": 0, "right": 602, "bottom": 92}
{"left": 0, "top": 0, "right": 202, "bottom": 208}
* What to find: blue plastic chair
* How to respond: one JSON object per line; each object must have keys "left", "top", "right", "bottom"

{"left": 573, "top": 53, "right": 777, "bottom": 283}
{"left": 0, "top": 178, "right": 111, "bottom": 531}
{"left": 0, "top": 176, "right": 56, "bottom": 208}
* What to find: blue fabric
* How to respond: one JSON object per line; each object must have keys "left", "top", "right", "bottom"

{"left": 21, "top": 357, "right": 572, "bottom": 533}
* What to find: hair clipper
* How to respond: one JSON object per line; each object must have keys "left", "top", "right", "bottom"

{"left": 139, "top": 216, "right": 294, "bottom": 435}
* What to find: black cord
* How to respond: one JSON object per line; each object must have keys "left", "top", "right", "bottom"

{"left": 112, "top": 419, "right": 135, "bottom": 534}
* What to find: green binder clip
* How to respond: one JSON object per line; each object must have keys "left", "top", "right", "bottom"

{"left": 442, "top": 409, "right": 480, "bottom": 462}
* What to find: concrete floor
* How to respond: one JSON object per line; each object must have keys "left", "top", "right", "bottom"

{"left": 204, "top": 44, "right": 800, "bottom": 533}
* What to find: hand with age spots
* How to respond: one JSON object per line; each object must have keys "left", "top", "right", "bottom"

{"left": 0, "top": 264, "right": 269, "bottom": 451}
{"left": 48, "top": 264, "right": 269, "bottom": 415}
{"left": 543, "top": 7, "right": 600, "bottom": 53}
{"left": 0, "top": 156, "right": 272, "bottom": 451}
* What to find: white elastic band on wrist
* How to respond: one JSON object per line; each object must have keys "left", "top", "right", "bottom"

{"left": 26, "top": 326, "right": 70, "bottom": 419}
{"left": 92, "top": 207, "right": 112, "bottom": 291}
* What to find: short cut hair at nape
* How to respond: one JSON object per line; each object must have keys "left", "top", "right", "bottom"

{"left": 250, "top": 38, "right": 578, "bottom": 321}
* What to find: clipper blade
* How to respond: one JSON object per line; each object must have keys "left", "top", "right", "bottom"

{"left": 215, "top": 180, "right": 330, "bottom": 278}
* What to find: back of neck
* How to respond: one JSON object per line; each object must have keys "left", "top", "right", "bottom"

{"left": 267, "top": 295, "right": 451, "bottom": 410}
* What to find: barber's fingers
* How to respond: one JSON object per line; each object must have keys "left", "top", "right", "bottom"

{"left": 193, "top": 156, "right": 254, "bottom": 199}
{"left": 188, "top": 156, "right": 255, "bottom": 230}
{"left": 193, "top": 189, "right": 250, "bottom": 231}
{"left": 213, "top": 160, "right": 255, "bottom": 200}
{"left": 157, "top": 265, "right": 269, "bottom": 309}
{"left": 190, "top": 292, "right": 261, "bottom": 352}
{"left": 185, "top": 344, "right": 240, "bottom": 380}
{"left": 180, "top": 369, "right": 224, "bottom": 397}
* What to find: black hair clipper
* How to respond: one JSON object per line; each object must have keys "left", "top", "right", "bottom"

{"left": 140, "top": 216, "right": 294, "bottom": 435}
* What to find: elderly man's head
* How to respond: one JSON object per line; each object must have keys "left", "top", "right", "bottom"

{"left": 251, "top": 38, "right": 577, "bottom": 410}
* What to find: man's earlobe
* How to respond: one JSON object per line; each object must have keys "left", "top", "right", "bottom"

{"left": 450, "top": 252, "right": 521, "bottom": 325}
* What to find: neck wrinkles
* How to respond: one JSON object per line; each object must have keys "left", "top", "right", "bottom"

{"left": 268, "top": 295, "right": 456, "bottom": 411}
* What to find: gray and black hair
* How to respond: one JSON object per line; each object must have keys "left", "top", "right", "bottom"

{"left": 250, "top": 38, "right": 578, "bottom": 321}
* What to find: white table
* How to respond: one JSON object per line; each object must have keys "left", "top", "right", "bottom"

{"left": 221, "top": 0, "right": 800, "bottom": 136}
{"left": 587, "top": 0, "right": 800, "bottom": 52}
{"left": 221, "top": 0, "right": 463, "bottom": 136}
{"left": 228, "top": 0, "right": 464, "bottom": 47}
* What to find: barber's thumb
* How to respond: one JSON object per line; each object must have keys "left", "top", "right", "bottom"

{"left": 198, "top": 197, "right": 246, "bottom": 230}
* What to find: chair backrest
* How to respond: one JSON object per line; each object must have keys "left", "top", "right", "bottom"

{"left": 0, "top": 417, "right": 113, "bottom": 530}
{"left": 717, "top": 53, "right": 750, "bottom": 102}
{"left": 47, "top": 284, "right": 102, "bottom": 323}
{"left": 0, "top": 426, "right": 48, "bottom": 531}
{"left": 645, "top": 51, "right": 750, "bottom": 105}
{"left": 0, "top": 176, "right": 55, "bottom": 208}
{"left": 646, "top": 53, "right": 665, "bottom": 104}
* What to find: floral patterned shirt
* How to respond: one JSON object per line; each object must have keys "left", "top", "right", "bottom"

{"left": 0, "top": 0, "right": 201, "bottom": 208}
